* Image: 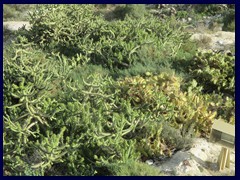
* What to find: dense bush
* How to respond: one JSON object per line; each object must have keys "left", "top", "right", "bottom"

{"left": 3, "top": 26, "right": 15, "bottom": 44}
{"left": 118, "top": 73, "right": 217, "bottom": 137}
{"left": 111, "top": 4, "right": 147, "bottom": 20}
{"left": 161, "top": 123, "right": 193, "bottom": 151}
{"left": 193, "top": 4, "right": 228, "bottom": 16}
{"left": 4, "top": 37, "right": 165, "bottom": 175}
{"left": 189, "top": 50, "right": 235, "bottom": 97}
{"left": 27, "top": 4, "right": 189, "bottom": 70}
{"left": 104, "top": 160, "right": 162, "bottom": 176}
{"left": 4, "top": 4, "right": 235, "bottom": 176}
{"left": 206, "top": 94, "right": 235, "bottom": 124}
{"left": 4, "top": 45, "right": 131, "bottom": 175}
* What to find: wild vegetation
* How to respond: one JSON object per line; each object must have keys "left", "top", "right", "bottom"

{"left": 3, "top": 4, "right": 35, "bottom": 21}
{"left": 3, "top": 4, "right": 235, "bottom": 176}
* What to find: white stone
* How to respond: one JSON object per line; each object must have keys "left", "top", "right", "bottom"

{"left": 146, "top": 159, "right": 154, "bottom": 165}
{"left": 182, "top": 18, "right": 187, "bottom": 23}
{"left": 217, "top": 40, "right": 224, "bottom": 45}
{"left": 187, "top": 17, "right": 192, "bottom": 22}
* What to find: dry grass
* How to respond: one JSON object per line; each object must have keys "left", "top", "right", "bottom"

{"left": 194, "top": 34, "right": 212, "bottom": 49}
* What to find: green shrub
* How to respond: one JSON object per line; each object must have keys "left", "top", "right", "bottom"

{"left": 111, "top": 4, "right": 147, "bottom": 20}
{"left": 222, "top": 9, "right": 235, "bottom": 32}
{"left": 161, "top": 123, "right": 193, "bottom": 151}
{"left": 176, "top": 10, "right": 189, "bottom": 19}
{"left": 171, "top": 41, "right": 198, "bottom": 75}
{"left": 4, "top": 40, "right": 232, "bottom": 176}
{"left": 4, "top": 37, "right": 208, "bottom": 175}
{"left": 26, "top": 4, "right": 189, "bottom": 70}
{"left": 28, "top": 4, "right": 98, "bottom": 58}
{"left": 114, "top": 60, "right": 174, "bottom": 79}
{"left": 4, "top": 37, "right": 60, "bottom": 175}
{"left": 206, "top": 94, "right": 235, "bottom": 124}
{"left": 193, "top": 4, "right": 227, "bottom": 16}
{"left": 3, "top": 26, "right": 15, "bottom": 44}
{"left": 3, "top": 5, "right": 16, "bottom": 20}
{"left": 68, "top": 64, "right": 110, "bottom": 89}
{"left": 104, "top": 160, "right": 162, "bottom": 176}
{"left": 4, "top": 4, "right": 235, "bottom": 176}
{"left": 189, "top": 50, "right": 235, "bottom": 96}
{"left": 4, "top": 39, "right": 153, "bottom": 175}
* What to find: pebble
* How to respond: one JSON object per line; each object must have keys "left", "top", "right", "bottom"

{"left": 182, "top": 18, "right": 187, "bottom": 23}
{"left": 187, "top": 17, "right": 192, "bottom": 22}
{"left": 216, "top": 40, "right": 224, "bottom": 46}
{"left": 146, "top": 159, "right": 154, "bottom": 165}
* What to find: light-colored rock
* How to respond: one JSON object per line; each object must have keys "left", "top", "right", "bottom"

{"left": 190, "top": 31, "right": 235, "bottom": 51}
{"left": 182, "top": 18, "right": 187, "bottom": 23}
{"left": 158, "top": 151, "right": 190, "bottom": 173}
{"left": 187, "top": 17, "right": 192, "bottom": 22}
{"left": 3, "top": 21, "right": 31, "bottom": 31}
{"left": 146, "top": 159, "right": 154, "bottom": 165}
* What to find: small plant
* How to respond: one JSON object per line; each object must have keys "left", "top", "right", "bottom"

{"left": 193, "top": 34, "right": 212, "bottom": 49}
{"left": 176, "top": 10, "right": 189, "bottom": 19}
{"left": 3, "top": 26, "right": 15, "bottom": 44}
{"left": 111, "top": 4, "right": 146, "bottom": 20}
{"left": 104, "top": 160, "right": 162, "bottom": 176}
{"left": 161, "top": 123, "right": 193, "bottom": 151}
{"left": 193, "top": 4, "right": 227, "bottom": 16}
{"left": 206, "top": 93, "right": 235, "bottom": 124}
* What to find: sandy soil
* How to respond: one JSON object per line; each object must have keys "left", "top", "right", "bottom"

{"left": 190, "top": 31, "right": 235, "bottom": 51}
{"left": 152, "top": 138, "right": 235, "bottom": 176}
